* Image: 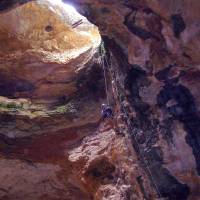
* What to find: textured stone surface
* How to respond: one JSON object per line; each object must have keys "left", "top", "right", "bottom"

{"left": 65, "top": 0, "right": 200, "bottom": 199}
{"left": 0, "top": 0, "right": 200, "bottom": 199}
{"left": 0, "top": 0, "right": 101, "bottom": 102}
{"left": 0, "top": 1, "right": 105, "bottom": 199}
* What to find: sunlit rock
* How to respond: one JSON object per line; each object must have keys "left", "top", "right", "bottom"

{"left": 0, "top": 0, "right": 101, "bottom": 103}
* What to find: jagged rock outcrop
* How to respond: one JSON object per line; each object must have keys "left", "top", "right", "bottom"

{"left": 0, "top": 1, "right": 105, "bottom": 199}
{"left": 0, "top": 0, "right": 100, "bottom": 102}
{"left": 66, "top": 0, "right": 200, "bottom": 199}
{"left": 0, "top": 0, "right": 200, "bottom": 199}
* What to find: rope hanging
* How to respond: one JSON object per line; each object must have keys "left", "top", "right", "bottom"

{"left": 100, "top": 42, "right": 110, "bottom": 105}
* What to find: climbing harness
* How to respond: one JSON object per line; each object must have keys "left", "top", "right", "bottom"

{"left": 103, "top": 49, "right": 162, "bottom": 198}
{"left": 101, "top": 103, "right": 113, "bottom": 119}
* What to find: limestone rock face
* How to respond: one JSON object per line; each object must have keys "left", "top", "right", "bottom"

{"left": 66, "top": 0, "right": 200, "bottom": 199}
{"left": 0, "top": 1, "right": 105, "bottom": 199}
{"left": 1, "top": 0, "right": 200, "bottom": 200}
{"left": 0, "top": 0, "right": 100, "bottom": 102}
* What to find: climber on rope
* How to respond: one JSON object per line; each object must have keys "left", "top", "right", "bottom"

{"left": 101, "top": 103, "right": 113, "bottom": 120}
{"left": 71, "top": 19, "right": 83, "bottom": 28}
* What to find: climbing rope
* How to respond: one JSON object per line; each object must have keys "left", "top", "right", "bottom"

{"left": 100, "top": 42, "right": 110, "bottom": 105}
{"left": 103, "top": 50, "right": 162, "bottom": 198}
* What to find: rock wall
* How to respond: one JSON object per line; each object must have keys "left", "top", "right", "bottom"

{"left": 0, "top": 0, "right": 200, "bottom": 199}
{"left": 66, "top": 0, "right": 200, "bottom": 199}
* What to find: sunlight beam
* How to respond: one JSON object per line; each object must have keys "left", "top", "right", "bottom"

{"left": 47, "top": 0, "right": 77, "bottom": 13}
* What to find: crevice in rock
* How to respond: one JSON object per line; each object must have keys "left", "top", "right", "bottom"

{"left": 136, "top": 175, "right": 149, "bottom": 200}
{"left": 45, "top": 25, "right": 53, "bottom": 32}
{"left": 156, "top": 66, "right": 200, "bottom": 175}
{"left": 124, "top": 17, "right": 154, "bottom": 40}
{"left": 76, "top": 62, "right": 105, "bottom": 100}
{"left": 182, "top": 52, "right": 192, "bottom": 60}
{"left": 0, "top": 75, "right": 34, "bottom": 98}
{"left": 85, "top": 157, "right": 116, "bottom": 183}
{"left": 124, "top": 7, "right": 159, "bottom": 40}
{"left": 125, "top": 67, "right": 190, "bottom": 199}
{"left": 171, "top": 14, "right": 186, "bottom": 38}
